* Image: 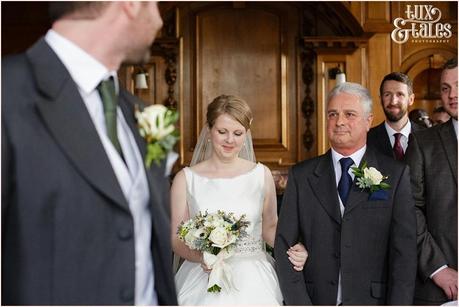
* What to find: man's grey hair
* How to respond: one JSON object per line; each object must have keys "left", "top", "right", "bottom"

{"left": 327, "top": 82, "right": 373, "bottom": 118}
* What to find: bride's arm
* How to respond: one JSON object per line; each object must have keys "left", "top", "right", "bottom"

{"left": 261, "top": 165, "right": 278, "bottom": 248}
{"left": 170, "top": 169, "right": 203, "bottom": 263}
{"left": 261, "top": 165, "right": 308, "bottom": 271}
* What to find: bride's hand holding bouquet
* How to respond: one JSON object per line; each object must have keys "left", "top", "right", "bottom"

{"left": 177, "top": 210, "right": 250, "bottom": 292}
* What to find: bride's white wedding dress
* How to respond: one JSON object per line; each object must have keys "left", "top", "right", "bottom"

{"left": 175, "top": 163, "right": 283, "bottom": 305}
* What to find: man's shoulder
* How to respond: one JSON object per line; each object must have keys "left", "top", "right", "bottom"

{"left": 291, "top": 153, "right": 329, "bottom": 174}
{"left": 410, "top": 121, "right": 455, "bottom": 157}
{"left": 410, "top": 121, "right": 427, "bottom": 132}
{"left": 367, "top": 122, "right": 386, "bottom": 141}
{"left": 2, "top": 52, "right": 29, "bottom": 76}
{"left": 367, "top": 147, "right": 406, "bottom": 176}
{"left": 410, "top": 122, "right": 444, "bottom": 140}
{"left": 2, "top": 52, "right": 35, "bottom": 110}
{"left": 368, "top": 121, "right": 385, "bottom": 133}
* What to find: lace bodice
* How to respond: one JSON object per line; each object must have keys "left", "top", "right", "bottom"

{"left": 183, "top": 163, "right": 265, "bottom": 253}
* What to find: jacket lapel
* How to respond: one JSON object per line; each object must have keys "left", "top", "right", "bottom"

{"left": 308, "top": 151, "right": 342, "bottom": 225}
{"left": 29, "top": 38, "right": 129, "bottom": 211}
{"left": 344, "top": 148, "right": 379, "bottom": 215}
{"left": 439, "top": 120, "right": 458, "bottom": 185}
{"left": 118, "top": 92, "right": 147, "bottom": 159}
{"left": 118, "top": 92, "right": 169, "bottom": 232}
{"left": 376, "top": 123, "right": 394, "bottom": 158}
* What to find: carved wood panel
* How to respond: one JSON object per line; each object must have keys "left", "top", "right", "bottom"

{"left": 196, "top": 8, "right": 282, "bottom": 143}
{"left": 179, "top": 2, "right": 300, "bottom": 169}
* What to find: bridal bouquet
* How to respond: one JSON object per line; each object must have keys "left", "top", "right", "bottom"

{"left": 177, "top": 210, "right": 250, "bottom": 293}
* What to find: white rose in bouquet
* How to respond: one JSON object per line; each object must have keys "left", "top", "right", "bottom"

{"left": 184, "top": 230, "right": 196, "bottom": 247}
{"left": 209, "top": 227, "right": 234, "bottom": 249}
{"left": 193, "top": 227, "right": 206, "bottom": 239}
{"left": 203, "top": 213, "right": 220, "bottom": 228}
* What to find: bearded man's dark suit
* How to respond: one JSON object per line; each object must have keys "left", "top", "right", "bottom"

{"left": 274, "top": 147, "right": 417, "bottom": 305}
{"left": 367, "top": 121, "right": 425, "bottom": 159}
{"left": 405, "top": 119, "right": 458, "bottom": 304}
{"left": 1, "top": 38, "right": 178, "bottom": 305}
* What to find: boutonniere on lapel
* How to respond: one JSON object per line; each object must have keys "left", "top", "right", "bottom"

{"left": 351, "top": 162, "right": 391, "bottom": 200}
{"left": 135, "top": 104, "right": 179, "bottom": 167}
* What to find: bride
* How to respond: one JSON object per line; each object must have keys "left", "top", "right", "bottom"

{"left": 170, "top": 95, "right": 307, "bottom": 305}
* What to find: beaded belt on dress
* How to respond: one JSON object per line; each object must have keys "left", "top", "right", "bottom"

{"left": 234, "top": 237, "right": 264, "bottom": 255}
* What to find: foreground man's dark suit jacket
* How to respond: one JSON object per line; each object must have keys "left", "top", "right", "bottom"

{"left": 275, "top": 148, "right": 417, "bottom": 305}
{"left": 1, "top": 38, "right": 178, "bottom": 305}
{"left": 405, "top": 119, "right": 458, "bottom": 304}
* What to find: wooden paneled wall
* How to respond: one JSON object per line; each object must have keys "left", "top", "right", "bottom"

{"left": 309, "top": 1, "right": 457, "bottom": 154}
{"left": 1, "top": 2, "right": 50, "bottom": 56}
{"left": 349, "top": 1, "right": 457, "bottom": 126}
{"left": 120, "top": 1, "right": 459, "bottom": 172}
{"left": 2, "top": 1, "right": 457, "bottom": 179}
{"left": 177, "top": 2, "right": 301, "bottom": 169}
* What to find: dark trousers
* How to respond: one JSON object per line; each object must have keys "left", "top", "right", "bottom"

{"left": 414, "top": 297, "right": 449, "bottom": 305}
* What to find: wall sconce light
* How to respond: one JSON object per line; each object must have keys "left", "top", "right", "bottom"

{"left": 329, "top": 65, "right": 346, "bottom": 85}
{"left": 135, "top": 68, "right": 148, "bottom": 89}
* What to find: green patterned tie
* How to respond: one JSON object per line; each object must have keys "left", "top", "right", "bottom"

{"left": 97, "top": 77, "right": 123, "bottom": 156}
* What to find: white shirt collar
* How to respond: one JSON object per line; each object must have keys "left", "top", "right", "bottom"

{"left": 331, "top": 145, "right": 367, "bottom": 170}
{"left": 384, "top": 120, "right": 411, "bottom": 139}
{"left": 44, "top": 29, "right": 119, "bottom": 94}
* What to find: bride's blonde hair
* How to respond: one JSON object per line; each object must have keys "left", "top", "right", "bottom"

{"left": 206, "top": 95, "right": 253, "bottom": 130}
{"left": 189, "top": 95, "right": 256, "bottom": 166}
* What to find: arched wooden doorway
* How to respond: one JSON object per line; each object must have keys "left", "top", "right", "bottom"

{"left": 402, "top": 48, "right": 457, "bottom": 116}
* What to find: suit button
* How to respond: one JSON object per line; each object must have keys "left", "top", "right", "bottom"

{"left": 330, "top": 280, "right": 337, "bottom": 285}
{"left": 120, "top": 288, "right": 134, "bottom": 302}
{"left": 334, "top": 252, "right": 340, "bottom": 258}
{"left": 118, "top": 228, "right": 133, "bottom": 240}
{"left": 344, "top": 243, "right": 351, "bottom": 248}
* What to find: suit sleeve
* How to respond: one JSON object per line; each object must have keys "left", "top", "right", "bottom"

{"left": 1, "top": 118, "right": 13, "bottom": 229}
{"left": 405, "top": 133, "right": 448, "bottom": 281}
{"left": 274, "top": 168, "right": 312, "bottom": 305}
{"left": 387, "top": 165, "right": 417, "bottom": 304}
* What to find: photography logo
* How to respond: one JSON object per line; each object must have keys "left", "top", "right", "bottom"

{"left": 391, "top": 4, "right": 452, "bottom": 44}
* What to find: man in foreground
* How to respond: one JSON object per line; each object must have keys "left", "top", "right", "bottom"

{"left": 2, "top": 2, "right": 177, "bottom": 305}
